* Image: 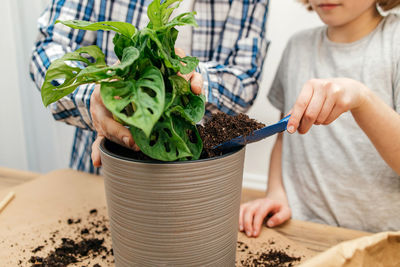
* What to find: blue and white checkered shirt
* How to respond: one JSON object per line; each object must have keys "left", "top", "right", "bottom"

{"left": 30, "top": 0, "right": 270, "bottom": 173}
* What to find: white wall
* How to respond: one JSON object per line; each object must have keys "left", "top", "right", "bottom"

{"left": 0, "top": 0, "right": 29, "bottom": 170}
{"left": 0, "top": 0, "right": 322, "bottom": 187}
{"left": 0, "top": 0, "right": 74, "bottom": 173}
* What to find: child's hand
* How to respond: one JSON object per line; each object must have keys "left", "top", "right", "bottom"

{"left": 287, "top": 78, "right": 369, "bottom": 134}
{"left": 239, "top": 192, "right": 291, "bottom": 237}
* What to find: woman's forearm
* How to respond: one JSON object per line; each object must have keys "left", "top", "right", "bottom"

{"left": 352, "top": 89, "right": 400, "bottom": 175}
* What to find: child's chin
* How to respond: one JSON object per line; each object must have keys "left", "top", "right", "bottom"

{"left": 317, "top": 15, "right": 348, "bottom": 28}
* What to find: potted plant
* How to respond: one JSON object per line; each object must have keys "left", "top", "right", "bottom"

{"left": 41, "top": 0, "right": 246, "bottom": 265}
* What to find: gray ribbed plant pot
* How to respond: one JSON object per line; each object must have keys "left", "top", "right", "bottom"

{"left": 99, "top": 139, "right": 245, "bottom": 267}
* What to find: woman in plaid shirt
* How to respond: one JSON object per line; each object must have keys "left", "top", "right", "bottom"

{"left": 30, "top": 0, "right": 270, "bottom": 173}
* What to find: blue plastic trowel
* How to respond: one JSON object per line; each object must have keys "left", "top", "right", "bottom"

{"left": 213, "top": 115, "right": 291, "bottom": 151}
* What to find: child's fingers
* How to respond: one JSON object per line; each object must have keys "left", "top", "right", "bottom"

{"left": 243, "top": 204, "right": 258, "bottom": 237}
{"left": 287, "top": 81, "right": 314, "bottom": 133}
{"left": 322, "top": 105, "right": 346, "bottom": 125}
{"left": 298, "top": 82, "right": 327, "bottom": 134}
{"left": 239, "top": 204, "right": 247, "bottom": 232}
{"left": 266, "top": 207, "right": 291, "bottom": 228}
{"left": 252, "top": 201, "right": 277, "bottom": 237}
{"left": 315, "top": 82, "right": 339, "bottom": 124}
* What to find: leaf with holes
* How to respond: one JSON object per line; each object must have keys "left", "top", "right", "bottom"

{"left": 100, "top": 66, "right": 165, "bottom": 137}
{"left": 41, "top": 46, "right": 106, "bottom": 106}
{"left": 171, "top": 113, "right": 202, "bottom": 160}
{"left": 41, "top": 46, "right": 140, "bottom": 107}
{"left": 131, "top": 113, "right": 202, "bottom": 161}
{"left": 164, "top": 75, "right": 189, "bottom": 110}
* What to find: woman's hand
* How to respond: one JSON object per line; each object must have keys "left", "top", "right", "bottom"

{"left": 90, "top": 83, "right": 140, "bottom": 167}
{"left": 175, "top": 47, "right": 204, "bottom": 95}
{"left": 287, "top": 78, "right": 369, "bottom": 134}
{"left": 239, "top": 190, "right": 291, "bottom": 238}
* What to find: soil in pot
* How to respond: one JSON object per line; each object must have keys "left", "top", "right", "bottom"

{"left": 108, "top": 112, "right": 265, "bottom": 161}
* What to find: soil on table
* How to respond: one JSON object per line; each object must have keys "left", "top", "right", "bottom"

{"left": 20, "top": 208, "right": 305, "bottom": 266}
{"left": 24, "top": 209, "right": 113, "bottom": 267}
{"left": 236, "top": 240, "right": 302, "bottom": 267}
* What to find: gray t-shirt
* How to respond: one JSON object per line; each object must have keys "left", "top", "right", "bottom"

{"left": 268, "top": 14, "right": 400, "bottom": 232}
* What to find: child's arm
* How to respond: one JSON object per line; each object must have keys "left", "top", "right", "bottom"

{"left": 287, "top": 78, "right": 400, "bottom": 175}
{"left": 239, "top": 130, "right": 291, "bottom": 237}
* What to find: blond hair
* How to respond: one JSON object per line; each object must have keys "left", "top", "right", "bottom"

{"left": 299, "top": 0, "right": 400, "bottom": 11}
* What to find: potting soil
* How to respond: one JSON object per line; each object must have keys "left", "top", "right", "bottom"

{"left": 198, "top": 112, "right": 265, "bottom": 158}
{"left": 21, "top": 209, "right": 306, "bottom": 267}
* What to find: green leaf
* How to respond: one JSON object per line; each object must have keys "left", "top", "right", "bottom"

{"left": 172, "top": 114, "right": 202, "bottom": 160}
{"left": 100, "top": 66, "right": 165, "bottom": 137}
{"left": 168, "top": 75, "right": 190, "bottom": 95}
{"left": 108, "top": 46, "right": 140, "bottom": 77}
{"left": 56, "top": 20, "right": 137, "bottom": 38}
{"left": 147, "top": 0, "right": 182, "bottom": 29}
{"left": 141, "top": 28, "right": 199, "bottom": 74}
{"left": 41, "top": 46, "right": 140, "bottom": 107}
{"left": 164, "top": 75, "right": 188, "bottom": 110}
{"left": 166, "top": 75, "right": 205, "bottom": 123}
{"left": 113, "top": 33, "right": 134, "bottom": 60}
{"left": 168, "top": 93, "right": 205, "bottom": 124}
{"left": 131, "top": 113, "right": 202, "bottom": 161}
{"left": 163, "top": 11, "right": 198, "bottom": 29}
{"left": 41, "top": 46, "right": 107, "bottom": 106}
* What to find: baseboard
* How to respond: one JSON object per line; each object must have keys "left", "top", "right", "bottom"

{"left": 242, "top": 173, "right": 267, "bottom": 191}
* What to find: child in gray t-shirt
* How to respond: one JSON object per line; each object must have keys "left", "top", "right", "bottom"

{"left": 240, "top": 0, "right": 400, "bottom": 235}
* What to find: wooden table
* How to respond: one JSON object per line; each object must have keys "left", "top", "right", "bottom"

{"left": 0, "top": 169, "right": 370, "bottom": 266}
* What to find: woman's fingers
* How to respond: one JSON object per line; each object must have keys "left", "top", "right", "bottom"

{"left": 175, "top": 47, "right": 186, "bottom": 58}
{"left": 91, "top": 135, "right": 104, "bottom": 167}
{"left": 190, "top": 72, "right": 203, "bottom": 95}
{"left": 90, "top": 84, "right": 139, "bottom": 155}
{"left": 175, "top": 47, "right": 204, "bottom": 95}
{"left": 101, "top": 115, "right": 139, "bottom": 150}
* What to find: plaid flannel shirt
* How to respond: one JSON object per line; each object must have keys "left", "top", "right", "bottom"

{"left": 30, "top": 0, "right": 270, "bottom": 173}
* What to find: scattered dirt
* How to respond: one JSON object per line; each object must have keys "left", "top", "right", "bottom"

{"left": 198, "top": 112, "right": 265, "bottom": 158}
{"left": 22, "top": 209, "right": 113, "bottom": 267}
{"left": 17, "top": 209, "right": 303, "bottom": 266}
{"left": 236, "top": 240, "right": 302, "bottom": 267}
